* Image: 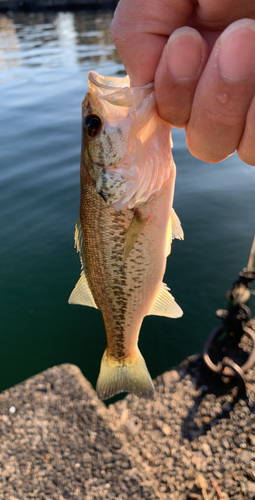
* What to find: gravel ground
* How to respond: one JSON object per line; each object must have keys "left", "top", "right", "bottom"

{"left": 0, "top": 364, "right": 159, "bottom": 500}
{"left": 110, "top": 354, "right": 255, "bottom": 500}
{"left": 0, "top": 351, "right": 255, "bottom": 499}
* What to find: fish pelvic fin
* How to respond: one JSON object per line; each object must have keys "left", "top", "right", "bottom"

{"left": 96, "top": 348, "right": 155, "bottom": 400}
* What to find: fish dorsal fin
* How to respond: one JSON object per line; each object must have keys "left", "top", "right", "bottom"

{"left": 166, "top": 209, "right": 184, "bottom": 256}
{"left": 172, "top": 209, "right": 184, "bottom": 240}
{"left": 148, "top": 283, "right": 183, "bottom": 318}
{"left": 124, "top": 210, "right": 150, "bottom": 262}
{"left": 68, "top": 217, "right": 98, "bottom": 309}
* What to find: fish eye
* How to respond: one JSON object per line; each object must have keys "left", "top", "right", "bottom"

{"left": 84, "top": 114, "right": 102, "bottom": 138}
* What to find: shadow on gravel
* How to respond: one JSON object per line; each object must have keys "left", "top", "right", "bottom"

{"left": 180, "top": 355, "right": 255, "bottom": 441}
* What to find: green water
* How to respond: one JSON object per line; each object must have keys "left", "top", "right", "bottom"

{"left": 0, "top": 10, "right": 254, "bottom": 395}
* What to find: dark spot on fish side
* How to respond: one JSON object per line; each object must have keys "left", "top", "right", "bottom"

{"left": 107, "top": 135, "right": 112, "bottom": 148}
{"left": 98, "top": 191, "right": 107, "bottom": 203}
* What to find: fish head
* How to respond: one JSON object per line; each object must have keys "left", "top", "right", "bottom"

{"left": 81, "top": 71, "right": 173, "bottom": 210}
{"left": 81, "top": 73, "right": 138, "bottom": 205}
{"left": 82, "top": 90, "right": 131, "bottom": 169}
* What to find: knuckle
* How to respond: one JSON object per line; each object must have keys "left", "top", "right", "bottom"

{"left": 110, "top": 3, "right": 135, "bottom": 45}
{"left": 110, "top": 17, "right": 126, "bottom": 45}
{"left": 203, "top": 104, "right": 243, "bottom": 129}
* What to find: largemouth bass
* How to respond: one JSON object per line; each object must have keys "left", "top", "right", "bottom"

{"left": 69, "top": 71, "right": 183, "bottom": 400}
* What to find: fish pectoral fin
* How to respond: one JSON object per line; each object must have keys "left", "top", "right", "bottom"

{"left": 166, "top": 209, "right": 184, "bottom": 256}
{"left": 124, "top": 210, "right": 151, "bottom": 262}
{"left": 68, "top": 216, "right": 98, "bottom": 308}
{"left": 148, "top": 282, "right": 183, "bottom": 318}
{"left": 68, "top": 273, "right": 98, "bottom": 309}
{"left": 172, "top": 209, "right": 184, "bottom": 240}
{"left": 96, "top": 348, "right": 155, "bottom": 400}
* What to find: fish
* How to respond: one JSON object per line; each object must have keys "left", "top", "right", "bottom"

{"left": 69, "top": 70, "right": 184, "bottom": 400}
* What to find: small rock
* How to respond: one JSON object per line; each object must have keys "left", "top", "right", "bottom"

{"left": 191, "top": 455, "right": 203, "bottom": 471}
{"left": 224, "top": 478, "right": 235, "bottom": 489}
{"left": 150, "top": 430, "right": 163, "bottom": 443}
{"left": 214, "top": 470, "right": 223, "bottom": 479}
{"left": 240, "top": 481, "right": 247, "bottom": 494}
{"left": 36, "top": 383, "right": 51, "bottom": 392}
{"left": 240, "top": 450, "right": 253, "bottom": 465}
{"left": 162, "top": 370, "right": 180, "bottom": 385}
{"left": 201, "top": 443, "right": 211, "bottom": 457}
{"left": 247, "top": 480, "right": 255, "bottom": 494}
{"left": 164, "top": 457, "right": 174, "bottom": 469}
{"left": 161, "top": 473, "right": 170, "bottom": 483}
{"left": 120, "top": 460, "right": 130, "bottom": 469}
{"left": 162, "top": 424, "right": 171, "bottom": 436}
{"left": 195, "top": 473, "right": 208, "bottom": 491}
{"left": 249, "top": 434, "right": 255, "bottom": 446}
{"left": 123, "top": 420, "right": 141, "bottom": 436}
{"left": 238, "top": 419, "right": 248, "bottom": 427}
{"left": 222, "top": 439, "right": 230, "bottom": 449}
{"left": 1, "top": 415, "right": 11, "bottom": 425}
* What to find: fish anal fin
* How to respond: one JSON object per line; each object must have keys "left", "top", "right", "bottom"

{"left": 68, "top": 273, "right": 98, "bottom": 309}
{"left": 148, "top": 282, "right": 183, "bottom": 318}
{"left": 124, "top": 210, "right": 151, "bottom": 262}
{"left": 96, "top": 348, "right": 154, "bottom": 400}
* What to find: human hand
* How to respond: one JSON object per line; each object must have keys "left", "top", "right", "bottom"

{"left": 111, "top": 1, "right": 255, "bottom": 165}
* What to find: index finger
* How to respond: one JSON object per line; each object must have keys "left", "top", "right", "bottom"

{"left": 111, "top": 0, "right": 193, "bottom": 86}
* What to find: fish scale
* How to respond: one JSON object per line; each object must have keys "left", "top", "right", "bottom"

{"left": 80, "top": 176, "right": 131, "bottom": 359}
{"left": 81, "top": 179, "right": 152, "bottom": 360}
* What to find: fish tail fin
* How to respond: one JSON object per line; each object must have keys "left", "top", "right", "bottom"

{"left": 96, "top": 348, "right": 155, "bottom": 400}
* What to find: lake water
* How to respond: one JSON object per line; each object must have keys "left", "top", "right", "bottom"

{"left": 0, "top": 9, "right": 254, "bottom": 396}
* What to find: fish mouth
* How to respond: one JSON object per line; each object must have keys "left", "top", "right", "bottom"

{"left": 88, "top": 70, "right": 154, "bottom": 108}
{"left": 89, "top": 71, "right": 130, "bottom": 91}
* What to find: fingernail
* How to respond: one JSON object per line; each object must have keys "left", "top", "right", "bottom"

{"left": 166, "top": 27, "right": 203, "bottom": 80}
{"left": 218, "top": 20, "right": 255, "bottom": 81}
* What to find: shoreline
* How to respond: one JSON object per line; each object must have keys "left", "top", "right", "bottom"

{"left": 0, "top": 358, "right": 255, "bottom": 499}
{"left": 0, "top": 0, "right": 118, "bottom": 12}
